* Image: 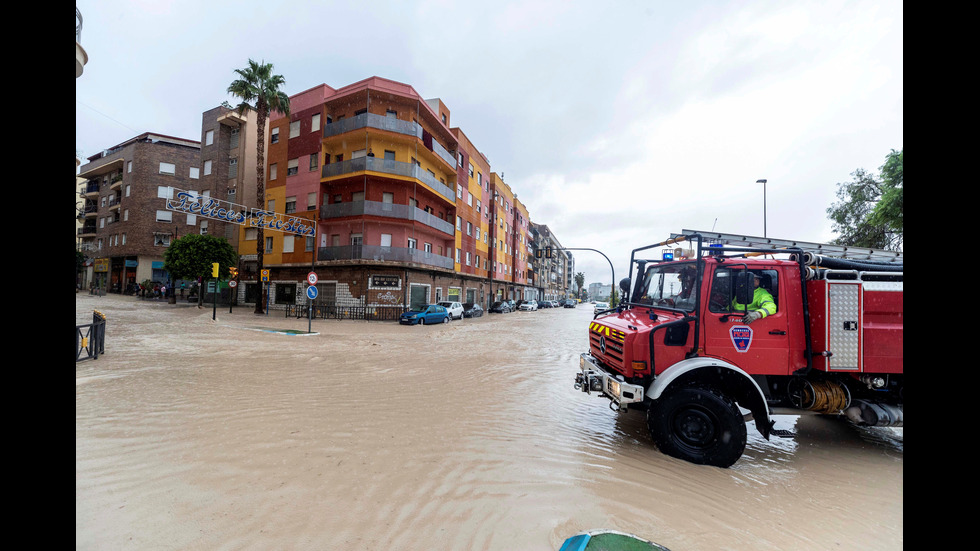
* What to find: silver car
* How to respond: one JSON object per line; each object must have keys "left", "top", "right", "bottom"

{"left": 437, "top": 301, "right": 464, "bottom": 320}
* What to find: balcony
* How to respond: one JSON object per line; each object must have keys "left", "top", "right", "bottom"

{"left": 318, "top": 245, "right": 454, "bottom": 270}
{"left": 320, "top": 200, "right": 454, "bottom": 236}
{"left": 323, "top": 112, "right": 457, "bottom": 169}
{"left": 321, "top": 156, "right": 455, "bottom": 204}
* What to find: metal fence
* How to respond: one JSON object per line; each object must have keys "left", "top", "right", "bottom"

{"left": 76, "top": 311, "right": 106, "bottom": 362}
{"left": 284, "top": 304, "right": 408, "bottom": 321}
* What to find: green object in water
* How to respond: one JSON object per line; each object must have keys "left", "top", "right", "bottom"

{"left": 559, "top": 530, "right": 670, "bottom": 551}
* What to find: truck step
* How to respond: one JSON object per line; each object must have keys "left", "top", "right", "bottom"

{"left": 770, "top": 428, "right": 796, "bottom": 438}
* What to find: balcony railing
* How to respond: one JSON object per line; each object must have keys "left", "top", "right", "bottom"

{"left": 321, "top": 156, "right": 455, "bottom": 203}
{"left": 322, "top": 113, "right": 457, "bottom": 169}
{"left": 318, "top": 245, "right": 454, "bottom": 270}
{"left": 320, "top": 200, "right": 454, "bottom": 236}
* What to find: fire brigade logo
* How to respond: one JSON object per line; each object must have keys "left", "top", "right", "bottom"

{"left": 730, "top": 325, "right": 753, "bottom": 352}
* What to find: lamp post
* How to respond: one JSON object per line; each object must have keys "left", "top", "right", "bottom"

{"left": 756, "top": 179, "right": 767, "bottom": 237}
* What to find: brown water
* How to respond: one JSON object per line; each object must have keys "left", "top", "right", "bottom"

{"left": 76, "top": 294, "right": 902, "bottom": 550}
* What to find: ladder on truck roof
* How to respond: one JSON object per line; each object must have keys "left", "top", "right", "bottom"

{"left": 673, "top": 229, "right": 903, "bottom": 263}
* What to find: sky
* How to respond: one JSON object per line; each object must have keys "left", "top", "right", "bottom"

{"left": 75, "top": 0, "right": 903, "bottom": 289}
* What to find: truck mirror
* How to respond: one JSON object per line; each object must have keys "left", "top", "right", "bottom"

{"left": 619, "top": 278, "right": 631, "bottom": 294}
{"left": 735, "top": 272, "right": 755, "bottom": 308}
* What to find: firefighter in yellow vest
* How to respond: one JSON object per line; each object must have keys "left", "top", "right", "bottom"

{"left": 734, "top": 273, "right": 776, "bottom": 324}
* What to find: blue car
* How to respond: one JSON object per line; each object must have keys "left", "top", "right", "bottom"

{"left": 399, "top": 304, "right": 451, "bottom": 325}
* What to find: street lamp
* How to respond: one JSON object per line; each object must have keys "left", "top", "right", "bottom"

{"left": 756, "top": 179, "right": 767, "bottom": 237}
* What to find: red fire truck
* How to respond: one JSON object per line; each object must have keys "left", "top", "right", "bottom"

{"left": 575, "top": 230, "right": 903, "bottom": 468}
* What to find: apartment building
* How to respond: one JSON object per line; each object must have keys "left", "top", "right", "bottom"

{"left": 234, "top": 77, "right": 573, "bottom": 312}
{"left": 77, "top": 133, "right": 202, "bottom": 292}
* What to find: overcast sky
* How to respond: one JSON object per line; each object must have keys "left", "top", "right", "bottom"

{"left": 76, "top": 0, "right": 903, "bottom": 288}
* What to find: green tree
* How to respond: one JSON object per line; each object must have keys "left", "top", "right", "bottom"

{"left": 163, "top": 234, "right": 238, "bottom": 304}
{"left": 574, "top": 272, "right": 585, "bottom": 298}
{"left": 227, "top": 59, "right": 290, "bottom": 313}
{"left": 827, "top": 149, "right": 903, "bottom": 250}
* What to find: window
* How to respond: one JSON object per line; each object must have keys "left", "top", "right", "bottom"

{"left": 205, "top": 130, "right": 214, "bottom": 145}
{"left": 159, "top": 162, "right": 175, "bottom": 175}
{"left": 352, "top": 149, "right": 366, "bottom": 159}
{"left": 386, "top": 109, "right": 397, "bottom": 118}
{"left": 466, "top": 252, "right": 471, "bottom": 266}
{"left": 475, "top": 228, "right": 480, "bottom": 240}
{"left": 352, "top": 191, "right": 364, "bottom": 202}
{"left": 156, "top": 210, "right": 172, "bottom": 223}
{"left": 469, "top": 163, "right": 474, "bottom": 178}
{"left": 124, "top": 209, "right": 129, "bottom": 221}
{"left": 384, "top": 150, "right": 396, "bottom": 161}
{"left": 122, "top": 233, "right": 126, "bottom": 245}
{"left": 283, "top": 235, "right": 294, "bottom": 253}
{"left": 310, "top": 153, "right": 318, "bottom": 171}
{"left": 154, "top": 233, "right": 171, "bottom": 247}
{"left": 125, "top": 185, "right": 131, "bottom": 197}
{"left": 200, "top": 220, "right": 208, "bottom": 235}
{"left": 382, "top": 192, "right": 394, "bottom": 211}
{"left": 424, "top": 242, "right": 432, "bottom": 253}
{"left": 204, "top": 160, "right": 212, "bottom": 175}
{"left": 456, "top": 248, "right": 461, "bottom": 263}
{"left": 311, "top": 113, "right": 321, "bottom": 131}
{"left": 267, "top": 199, "right": 275, "bottom": 212}
{"left": 467, "top": 192, "right": 473, "bottom": 207}
{"left": 157, "top": 186, "right": 173, "bottom": 199}
{"left": 187, "top": 213, "right": 197, "bottom": 225}
{"left": 127, "top": 161, "right": 132, "bottom": 173}
{"left": 456, "top": 216, "right": 462, "bottom": 231}
{"left": 229, "top": 157, "right": 237, "bottom": 172}
{"left": 466, "top": 222, "right": 472, "bottom": 236}
{"left": 265, "top": 236, "right": 274, "bottom": 253}
{"left": 381, "top": 234, "right": 392, "bottom": 248}
{"left": 287, "top": 158, "right": 298, "bottom": 176}
{"left": 269, "top": 163, "right": 277, "bottom": 180}
{"left": 307, "top": 193, "right": 316, "bottom": 211}
{"left": 289, "top": 120, "right": 300, "bottom": 138}
{"left": 706, "top": 268, "right": 779, "bottom": 315}
{"left": 285, "top": 196, "right": 296, "bottom": 214}
{"left": 245, "top": 228, "right": 257, "bottom": 240}
{"left": 306, "top": 236, "right": 314, "bottom": 252}
{"left": 271, "top": 127, "right": 279, "bottom": 144}
{"left": 408, "top": 238, "right": 417, "bottom": 249}
{"left": 350, "top": 233, "right": 363, "bottom": 247}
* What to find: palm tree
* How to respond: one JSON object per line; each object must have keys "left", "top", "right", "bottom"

{"left": 574, "top": 271, "right": 585, "bottom": 298}
{"left": 227, "top": 59, "right": 290, "bottom": 314}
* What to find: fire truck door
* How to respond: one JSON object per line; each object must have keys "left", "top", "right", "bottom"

{"left": 703, "top": 268, "right": 791, "bottom": 375}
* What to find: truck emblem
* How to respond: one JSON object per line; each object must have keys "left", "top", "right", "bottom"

{"left": 599, "top": 335, "right": 607, "bottom": 354}
{"left": 730, "top": 325, "right": 753, "bottom": 352}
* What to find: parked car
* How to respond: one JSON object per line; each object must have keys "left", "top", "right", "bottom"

{"left": 593, "top": 301, "right": 610, "bottom": 315}
{"left": 552, "top": 301, "right": 561, "bottom": 308}
{"left": 399, "top": 304, "right": 450, "bottom": 325}
{"left": 564, "top": 299, "right": 577, "bottom": 308}
{"left": 538, "top": 300, "right": 553, "bottom": 309}
{"left": 462, "top": 303, "right": 484, "bottom": 318}
{"left": 437, "top": 301, "right": 464, "bottom": 320}
{"left": 506, "top": 300, "right": 517, "bottom": 310}
{"left": 519, "top": 300, "right": 538, "bottom": 311}
{"left": 489, "top": 301, "right": 512, "bottom": 313}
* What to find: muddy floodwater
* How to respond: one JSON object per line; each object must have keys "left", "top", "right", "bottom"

{"left": 76, "top": 294, "right": 902, "bottom": 550}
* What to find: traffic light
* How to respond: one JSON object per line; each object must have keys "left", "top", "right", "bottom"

{"left": 229, "top": 267, "right": 238, "bottom": 279}
{"left": 546, "top": 247, "right": 553, "bottom": 259}
{"left": 212, "top": 262, "right": 220, "bottom": 277}
{"left": 535, "top": 249, "right": 543, "bottom": 259}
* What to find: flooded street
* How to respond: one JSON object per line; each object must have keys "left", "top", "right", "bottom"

{"left": 76, "top": 294, "right": 902, "bottom": 550}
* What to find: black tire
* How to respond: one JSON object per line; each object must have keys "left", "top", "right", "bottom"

{"left": 419, "top": 318, "right": 425, "bottom": 325}
{"left": 647, "top": 386, "right": 747, "bottom": 468}
{"left": 443, "top": 316, "right": 450, "bottom": 324}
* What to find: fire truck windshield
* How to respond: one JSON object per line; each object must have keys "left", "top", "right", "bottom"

{"left": 637, "top": 263, "right": 698, "bottom": 311}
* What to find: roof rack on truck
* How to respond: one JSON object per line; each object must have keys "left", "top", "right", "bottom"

{"left": 675, "top": 229, "right": 903, "bottom": 263}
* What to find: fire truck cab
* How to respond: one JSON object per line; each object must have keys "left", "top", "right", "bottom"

{"left": 576, "top": 230, "right": 903, "bottom": 468}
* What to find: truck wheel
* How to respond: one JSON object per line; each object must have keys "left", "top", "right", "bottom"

{"left": 647, "top": 386, "right": 747, "bottom": 468}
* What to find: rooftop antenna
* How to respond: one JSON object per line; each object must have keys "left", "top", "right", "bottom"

{"left": 711, "top": 218, "right": 718, "bottom": 231}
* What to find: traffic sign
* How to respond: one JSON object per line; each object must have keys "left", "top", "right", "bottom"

{"left": 306, "top": 285, "right": 318, "bottom": 300}
{"left": 307, "top": 271, "right": 318, "bottom": 285}
{"left": 229, "top": 280, "right": 238, "bottom": 288}
{"left": 261, "top": 269, "right": 270, "bottom": 282}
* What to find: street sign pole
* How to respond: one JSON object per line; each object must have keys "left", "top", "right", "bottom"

{"left": 306, "top": 280, "right": 318, "bottom": 333}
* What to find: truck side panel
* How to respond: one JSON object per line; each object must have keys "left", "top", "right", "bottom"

{"left": 862, "top": 283, "right": 903, "bottom": 374}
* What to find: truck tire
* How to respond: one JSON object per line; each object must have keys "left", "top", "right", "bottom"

{"left": 647, "top": 386, "right": 747, "bottom": 468}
